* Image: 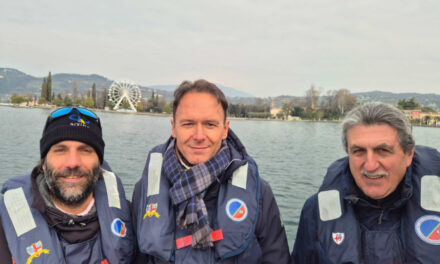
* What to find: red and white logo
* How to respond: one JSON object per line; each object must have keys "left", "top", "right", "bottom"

{"left": 332, "top": 232, "right": 344, "bottom": 245}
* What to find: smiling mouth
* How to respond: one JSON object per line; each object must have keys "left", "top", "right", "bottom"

{"left": 60, "top": 175, "right": 85, "bottom": 182}
{"left": 190, "top": 146, "right": 209, "bottom": 150}
{"left": 361, "top": 172, "right": 388, "bottom": 179}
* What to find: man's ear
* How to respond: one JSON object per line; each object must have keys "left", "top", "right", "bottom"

{"left": 171, "top": 119, "right": 176, "bottom": 138}
{"left": 222, "top": 120, "right": 230, "bottom": 140}
{"left": 406, "top": 148, "right": 415, "bottom": 167}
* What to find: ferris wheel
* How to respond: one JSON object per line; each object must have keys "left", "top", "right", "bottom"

{"left": 108, "top": 80, "right": 142, "bottom": 112}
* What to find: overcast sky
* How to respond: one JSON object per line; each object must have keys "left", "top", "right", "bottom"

{"left": 1, "top": 0, "right": 439, "bottom": 97}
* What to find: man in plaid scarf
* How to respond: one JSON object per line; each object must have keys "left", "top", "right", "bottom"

{"left": 132, "top": 79, "right": 290, "bottom": 263}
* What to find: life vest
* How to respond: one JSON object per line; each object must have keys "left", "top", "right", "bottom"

{"left": 316, "top": 145, "right": 440, "bottom": 263}
{"left": 136, "top": 131, "right": 263, "bottom": 263}
{"left": 0, "top": 169, "right": 135, "bottom": 264}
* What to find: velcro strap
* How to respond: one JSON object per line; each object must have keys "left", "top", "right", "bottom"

{"left": 176, "top": 229, "right": 224, "bottom": 249}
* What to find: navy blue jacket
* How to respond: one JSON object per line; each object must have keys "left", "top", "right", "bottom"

{"left": 291, "top": 145, "right": 440, "bottom": 264}
{"left": 132, "top": 129, "right": 290, "bottom": 264}
{"left": 0, "top": 166, "right": 136, "bottom": 264}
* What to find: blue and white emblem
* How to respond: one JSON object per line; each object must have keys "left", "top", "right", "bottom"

{"left": 226, "top": 198, "right": 248, "bottom": 222}
{"left": 415, "top": 215, "right": 440, "bottom": 245}
{"left": 111, "top": 218, "right": 127, "bottom": 237}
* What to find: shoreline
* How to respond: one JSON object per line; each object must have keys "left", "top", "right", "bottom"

{"left": 2, "top": 104, "right": 439, "bottom": 128}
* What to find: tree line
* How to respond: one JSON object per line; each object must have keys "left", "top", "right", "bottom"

{"left": 10, "top": 78, "right": 438, "bottom": 123}
{"left": 227, "top": 85, "right": 357, "bottom": 120}
{"left": 10, "top": 80, "right": 358, "bottom": 120}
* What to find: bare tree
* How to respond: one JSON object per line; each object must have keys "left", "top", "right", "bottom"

{"left": 305, "top": 84, "right": 320, "bottom": 109}
{"left": 335, "top": 89, "right": 356, "bottom": 115}
{"left": 72, "top": 81, "right": 78, "bottom": 101}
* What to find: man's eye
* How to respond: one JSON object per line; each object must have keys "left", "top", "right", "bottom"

{"left": 206, "top": 123, "right": 217, "bottom": 128}
{"left": 79, "top": 147, "right": 94, "bottom": 153}
{"left": 182, "top": 123, "right": 193, "bottom": 127}
{"left": 378, "top": 148, "right": 391, "bottom": 154}
{"left": 53, "top": 148, "right": 65, "bottom": 153}
{"left": 351, "top": 149, "right": 364, "bottom": 154}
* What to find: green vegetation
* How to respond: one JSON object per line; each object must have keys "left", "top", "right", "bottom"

{"left": 228, "top": 103, "right": 270, "bottom": 118}
{"left": 397, "top": 97, "right": 420, "bottom": 110}
{"left": 92, "top": 83, "right": 97, "bottom": 108}
{"left": 10, "top": 94, "right": 30, "bottom": 104}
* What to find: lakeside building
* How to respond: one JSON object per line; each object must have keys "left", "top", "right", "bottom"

{"left": 403, "top": 109, "right": 440, "bottom": 126}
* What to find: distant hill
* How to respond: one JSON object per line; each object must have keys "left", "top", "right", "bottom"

{"left": 0, "top": 68, "right": 113, "bottom": 96}
{"left": 353, "top": 91, "right": 440, "bottom": 109}
{"left": 0, "top": 68, "right": 41, "bottom": 95}
{"left": 2, "top": 68, "right": 439, "bottom": 108}
{"left": 0, "top": 68, "right": 254, "bottom": 100}
{"left": 147, "top": 84, "right": 254, "bottom": 98}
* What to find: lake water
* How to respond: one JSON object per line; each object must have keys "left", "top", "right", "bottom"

{"left": 1, "top": 106, "right": 439, "bottom": 251}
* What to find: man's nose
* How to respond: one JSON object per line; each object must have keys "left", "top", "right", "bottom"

{"left": 193, "top": 124, "right": 206, "bottom": 141}
{"left": 363, "top": 151, "right": 379, "bottom": 171}
{"left": 65, "top": 151, "right": 81, "bottom": 169}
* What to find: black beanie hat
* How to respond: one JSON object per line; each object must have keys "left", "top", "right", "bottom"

{"left": 40, "top": 107, "right": 105, "bottom": 164}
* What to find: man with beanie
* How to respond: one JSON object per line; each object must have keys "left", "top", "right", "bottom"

{"left": 0, "top": 107, "right": 135, "bottom": 263}
{"left": 132, "top": 80, "right": 290, "bottom": 263}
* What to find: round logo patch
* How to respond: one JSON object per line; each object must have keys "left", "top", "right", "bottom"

{"left": 415, "top": 215, "right": 440, "bottom": 245}
{"left": 226, "top": 198, "right": 248, "bottom": 222}
{"left": 111, "top": 218, "right": 127, "bottom": 237}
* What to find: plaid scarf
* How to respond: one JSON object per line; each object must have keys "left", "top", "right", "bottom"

{"left": 163, "top": 141, "right": 231, "bottom": 248}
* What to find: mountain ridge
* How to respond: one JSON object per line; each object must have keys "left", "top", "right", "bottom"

{"left": 1, "top": 67, "right": 439, "bottom": 108}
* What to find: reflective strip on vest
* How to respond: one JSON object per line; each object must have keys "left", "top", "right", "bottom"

{"left": 147, "top": 153, "right": 163, "bottom": 196}
{"left": 103, "top": 170, "right": 121, "bottom": 209}
{"left": 232, "top": 163, "right": 248, "bottom": 189}
{"left": 421, "top": 175, "right": 440, "bottom": 212}
{"left": 318, "top": 189, "right": 342, "bottom": 221}
{"left": 3, "top": 187, "right": 36, "bottom": 237}
{"left": 175, "top": 229, "right": 224, "bottom": 249}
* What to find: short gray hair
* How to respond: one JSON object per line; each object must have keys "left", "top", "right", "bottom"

{"left": 342, "top": 102, "right": 415, "bottom": 153}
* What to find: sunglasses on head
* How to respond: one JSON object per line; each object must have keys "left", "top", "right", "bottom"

{"left": 50, "top": 107, "right": 98, "bottom": 119}
{"left": 46, "top": 107, "right": 101, "bottom": 129}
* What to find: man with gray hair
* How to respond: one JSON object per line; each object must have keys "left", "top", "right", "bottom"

{"left": 291, "top": 102, "right": 440, "bottom": 263}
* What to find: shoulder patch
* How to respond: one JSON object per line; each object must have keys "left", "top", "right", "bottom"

{"left": 4, "top": 187, "right": 36, "bottom": 237}
{"left": 318, "top": 190, "right": 342, "bottom": 221}
{"left": 421, "top": 175, "right": 440, "bottom": 212}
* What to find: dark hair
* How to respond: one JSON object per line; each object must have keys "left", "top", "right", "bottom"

{"left": 173, "top": 79, "right": 228, "bottom": 122}
{"left": 342, "top": 102, "right": 415, "bottom": 154}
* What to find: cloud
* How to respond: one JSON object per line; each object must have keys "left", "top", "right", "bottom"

{"left": 1, "top": 0, "right": 440, "bottom": 96}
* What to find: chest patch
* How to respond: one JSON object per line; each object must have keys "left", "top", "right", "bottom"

{"left": 26, "top": 240, "right": 50, "bottom": 264}
{"left": 111, "top": 218, "right": 127, "bottom": 237}
{"left": 332, "top": 232, "right": 345, "bottom": 245}
{"left": 226, "top": 198, "right": 248, "bottom": 222}
{"left": 415, "top": 215, "right": 440, "bottom": 245}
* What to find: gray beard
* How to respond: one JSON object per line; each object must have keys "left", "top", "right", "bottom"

{"left": 43, "top": 162, "right": 101, "bottom": 207}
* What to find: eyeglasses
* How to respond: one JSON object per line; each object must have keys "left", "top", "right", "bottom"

{"left": 51, "top": 107, "right": 98, "bottom": 119}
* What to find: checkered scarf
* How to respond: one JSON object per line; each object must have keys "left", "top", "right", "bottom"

{"left": 163, "top": 141, "right": 231, "bottom": 248}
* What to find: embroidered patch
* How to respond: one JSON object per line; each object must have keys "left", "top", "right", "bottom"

{"left": 332, "top": 232, "right": 345, "bottom": 245}
{"left": 26, "top": 240, "right": 50, "bottom": 264}
{"left": 226, "top": 198, "right": 248, "bottom": 222}
{"left": 111, "top": 218, "right": 127, "bottom": 237}
{"left": 415, "top": 215, "right": 440, "bottom": 245}
{"left": 143, "top": 203, "right": 160, "bottom": 219}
